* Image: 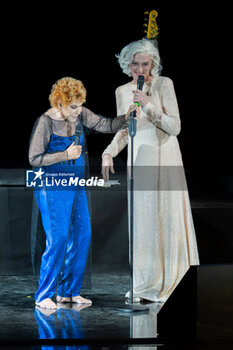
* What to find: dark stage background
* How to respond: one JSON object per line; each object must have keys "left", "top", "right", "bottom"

{"left": 1, "top": 5, "right": 233, "bottom": 346}
{"left": 1, "top": 2, "right": 231, "bottom": 175}
{"left": 0, "top": 2, "right": 232, "bottom": 274}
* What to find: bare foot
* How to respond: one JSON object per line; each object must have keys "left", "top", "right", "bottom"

{"left": 35, "top": 298, "right": 57, "bottom": 309}
{"left": 72, "top": 295, "right": 92, "bottom": 304}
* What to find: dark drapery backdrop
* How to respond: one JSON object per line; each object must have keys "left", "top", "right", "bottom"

{"left": 0, "top": 3, "right": 232, "bottom": 275}
{"left": 1, "top": 3, "right": 230, "bottom": 175}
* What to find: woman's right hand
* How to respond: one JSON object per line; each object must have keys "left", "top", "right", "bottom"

{"left": 102, "top": 154, "right": 115, "bottom": 181}
{"left": 66, "top": 142, "right": 82, "bottom": 160}
{"left": 125, "top": 104, "right": 141, "bottom": 121}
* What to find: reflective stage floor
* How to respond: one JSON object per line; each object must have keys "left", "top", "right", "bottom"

{"left": 0, "top": 265, "right": 233, "bottom": 349}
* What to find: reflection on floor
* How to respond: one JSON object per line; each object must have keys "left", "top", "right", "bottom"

{"left": 0, "top": 265, "right": 232, "bottom": 349}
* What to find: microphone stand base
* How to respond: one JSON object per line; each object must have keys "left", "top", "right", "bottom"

{"left": 115, "top": 304, "right": 149, "bottom": 315}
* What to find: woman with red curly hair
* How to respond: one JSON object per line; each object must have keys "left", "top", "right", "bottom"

{"left": 29, "top": 77, "right": 139, "bottom": 309}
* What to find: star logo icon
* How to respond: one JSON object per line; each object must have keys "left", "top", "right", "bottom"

{"left": 33, "top": 168, "right": 45, "bottom": 181}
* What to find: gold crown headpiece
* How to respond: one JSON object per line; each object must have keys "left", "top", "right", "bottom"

{"left": 143, "top": 10, "right": 159, "bottom": 41}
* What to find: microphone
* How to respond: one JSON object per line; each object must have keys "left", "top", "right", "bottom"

{"left": 132, "top": 75, "right": 145, "bottom": 117}
{"left": 137, "top": 74, "right": 144, "bottom": 92}
{"left": 72, "top": 122, "right": 83, "bottom": 165}
{"left": 129, "top": 75, "right": 144, "bottom": 137}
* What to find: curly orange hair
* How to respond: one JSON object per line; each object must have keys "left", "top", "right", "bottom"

{"left": 49, "top": 77, "right": 86, "bottom": 107}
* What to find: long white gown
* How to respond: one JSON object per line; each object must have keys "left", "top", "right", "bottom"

{"left": 103, "top": 76, "right": 199, "bottom": 302}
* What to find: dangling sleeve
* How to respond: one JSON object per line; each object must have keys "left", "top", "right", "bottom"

{"left": 28, "top": 115, "right": 69, "bottom": 167}
{"left": 80, "top": 105, "right": 129, "bottom": 133}
{"left": 102, "top": 87, "right": 129, "bottom": 158}
{"left": 142, "top": 77, "right": 181, "bottom": 136}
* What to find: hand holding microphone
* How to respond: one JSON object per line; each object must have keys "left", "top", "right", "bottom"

{"left": 71, "top": 122, "right": 83, "bottom": 165}
{"left": 66, "top": 142, "right": 82, "bottom": 161}
{"left": 132, "top": 74, "right": 149, "bottom": 108}
{"left": 128, "top": 75, "right": 145, "bottom": 137}
{"left": 132, "top": 89, "right": 149, "bottom": 108}
{"left": 125, "top": 104, "right": 141, "bottom": 121}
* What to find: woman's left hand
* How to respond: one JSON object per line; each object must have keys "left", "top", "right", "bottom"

{"left": 132, "top": 89, "right": 149, "bottom": 108}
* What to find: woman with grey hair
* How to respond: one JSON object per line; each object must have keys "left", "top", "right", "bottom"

{"left": 102, "top": 38, "right": 199, "bottom": 303}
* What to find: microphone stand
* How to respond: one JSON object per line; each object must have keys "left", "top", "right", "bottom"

{"left": 115, "top": 110, "right": 149, "bottom": 315}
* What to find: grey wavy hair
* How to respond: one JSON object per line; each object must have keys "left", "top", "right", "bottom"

{"left": 116, "top": 38, "right": 162, "bottom": 77}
